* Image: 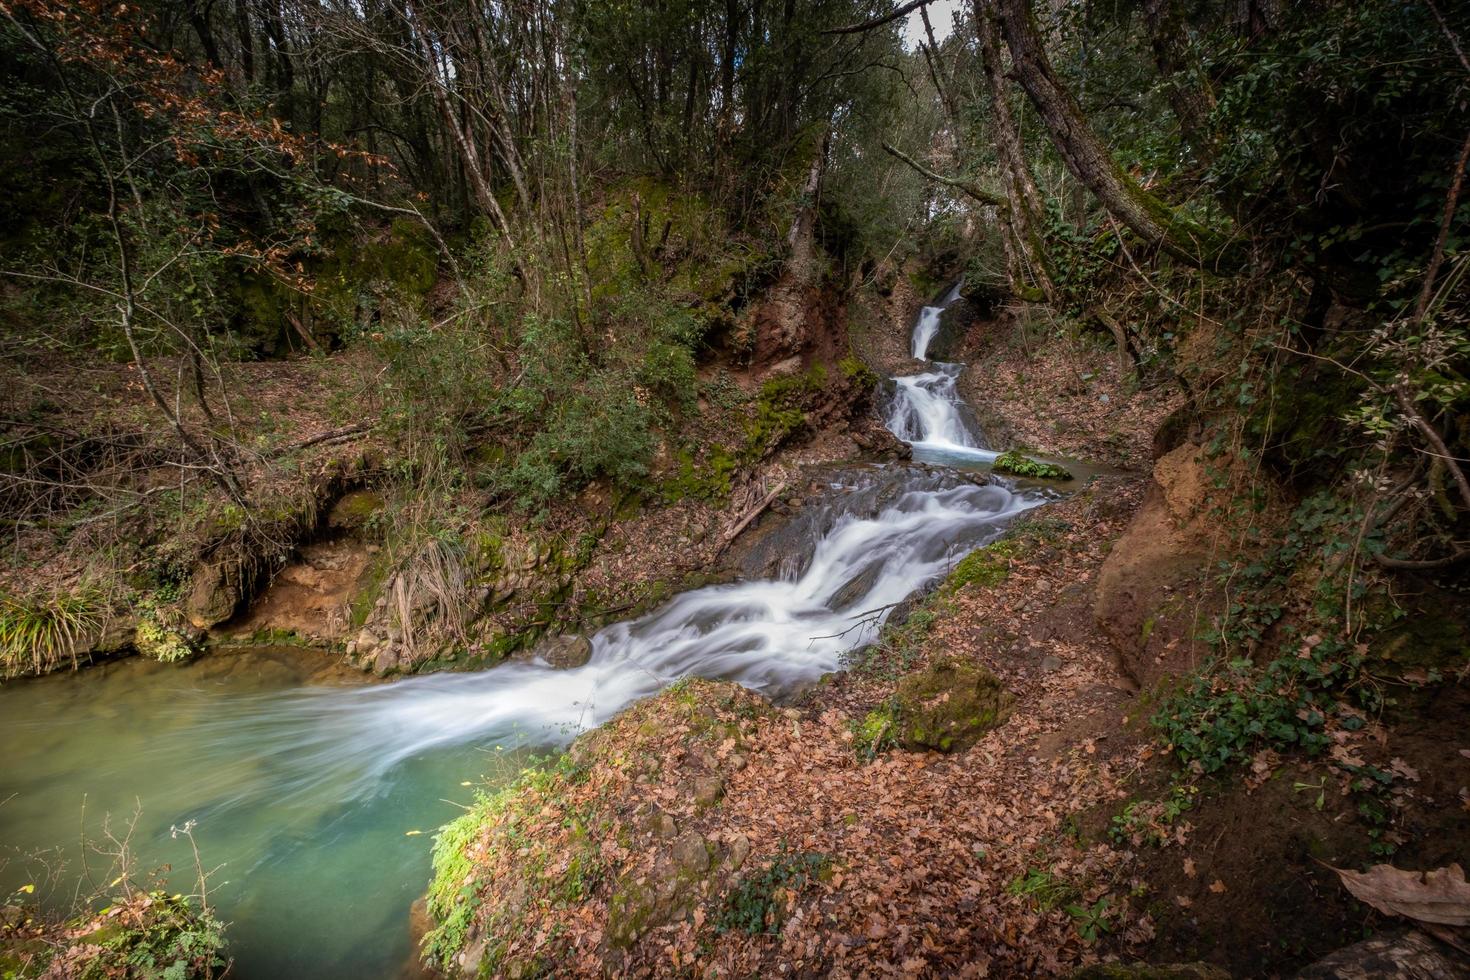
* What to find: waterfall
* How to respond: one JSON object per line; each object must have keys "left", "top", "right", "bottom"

{"left": 886, "top": 282, "right": 999, "bottom": 464}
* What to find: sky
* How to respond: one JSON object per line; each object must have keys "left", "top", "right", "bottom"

{"left": 902, "top": 0, "right": 962, "bottom": 49}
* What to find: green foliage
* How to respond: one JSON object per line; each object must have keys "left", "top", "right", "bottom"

{"left": 1006, "top": 868, "right": 1080, "bottom": 912}
{"left": 716, "top": 848, "right": 831, "bottom": 936}
{"left": 1109, "top": 784, "right": 1197, "bottom": 847}
{"left": 1153, "top": 491, "right": 1392, "bottom": 774}
{"left": 991, "top": 451, "right": 1072, "bottom": 481}
{"left": 0, "top": 585, "right": 105, "bottom": 676}
{"left": 422, "top": 755, "right": 588, "bottom": 974}
{"left": 134, "top": 617, "right": 193, "bottom": 664}
{"left": 1064, "top": 897, "right": 1114, "bottom": 944}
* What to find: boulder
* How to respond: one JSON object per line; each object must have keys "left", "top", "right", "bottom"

{"left": 894, "top": 658, "right": 1015, "bottom": 752}
{"left": 535, "top": 633, "right": 593, "bottom": 669}
{"left": 185, "top": 560, "right": 243, "bottom": 629}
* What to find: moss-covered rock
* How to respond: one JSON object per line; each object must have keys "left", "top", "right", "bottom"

{"left": 894, "top": 658, "right": 1015, "bottom": 752}
{"left": 992, "top": 450, "right": 1073, "bottom": 481}
{"left": 326, "top": 490, "right": 385, "bottom": 532}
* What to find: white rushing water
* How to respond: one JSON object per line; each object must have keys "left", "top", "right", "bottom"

{"left": 200, "top": 469, "right": 1037, "bottom": 802}
{"left": 887, "top": 282, "right": 1000, "bottom": 464}
{"left": 0, "top": 275, "right": 1049, "bottom": 978}
{"left": 909, "top": 280, "right": 964, "bottom": 359}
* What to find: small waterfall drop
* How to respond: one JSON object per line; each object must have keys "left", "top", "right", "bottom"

{"left": 886, "top": 282, "right": 999, "bottom": 464}
{"left": 909, "top": 280, "right": 964, "bottom": 360}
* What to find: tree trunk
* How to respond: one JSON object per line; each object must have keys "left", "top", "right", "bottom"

{"left": 1141, "top": 0, "right": 1216, "bottom": 162}
{"left": 994, "top": 0, "right": 1238, "bottom": 271}
{"left": 974, "top": 0, "right": 1055, "bottom": 301}
{"left": 403, "top": 0, "right": 517, "bottom": 250}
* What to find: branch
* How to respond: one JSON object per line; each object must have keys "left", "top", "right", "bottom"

{"left": 881, "top": 141, "right": 1008, "bottom": 208}
{"left": 1376, "top": 548, "right": 1470, "bottom": 570}
{"left": 826, "top": 0, "right": 935, "bottom": 35}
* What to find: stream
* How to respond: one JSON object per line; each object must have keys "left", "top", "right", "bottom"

{"left": 0, "top": 285, "right": 1043, "bottom": 977}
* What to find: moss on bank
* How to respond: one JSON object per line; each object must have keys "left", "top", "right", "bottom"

{"left": 421, "top": 679, "right": 773, "bottom": 975}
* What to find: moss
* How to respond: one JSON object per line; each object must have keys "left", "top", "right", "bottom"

{"left": 326, "top": 490, "right": 385, "bottom": 531}
{"left": 946, "top": 541, "right": 1017, "bottom": 590}
{"left": 894, "top": 658, "right": 1016, "bottom": 753}
{"left": 838, "top": 354, "right": 879, "bottom": 389}
{"left": 991, "top": 450, "right": 1073, "bottom": 481}
{"left": 852, "top": 700, "right": 899, "bottom": 759}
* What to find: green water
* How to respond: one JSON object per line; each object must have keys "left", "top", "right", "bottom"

{"left": 0, "top": 647, "right": 538, "bottom": 978}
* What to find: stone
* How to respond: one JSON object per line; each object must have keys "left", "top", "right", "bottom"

{"left": 1040, "top": 655, "right": 1063, "bottom": 672}
{"left": 725, "top": 834, "right": 751, "bottom": 871}
{"left": 185, "top": 561, "right": 242, "bottom": 629}
{"left": 690, "top": 774, "right": 724, "bottom": 808}
{"left": 670, "top": 832, "right": 710, "bottom": 875}
{"left": 894, "top": 658, "right": 1015, "bottom": 753}
{"left": 374, "top": 645, "right": 401, "bottom": 675}
{"left": 535, "top": 633, "right": 593, "bottom": 670}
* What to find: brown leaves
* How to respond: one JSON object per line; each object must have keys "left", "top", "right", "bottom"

{"left": 1331, "top": 863, "right": 1470, "bottom": 926}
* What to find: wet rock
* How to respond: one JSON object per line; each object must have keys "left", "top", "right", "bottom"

{"left": 894, "top": 658, "right": 1015, "bottom": 753}
{"left": 535, "top": 633, "right": 593, "bottom": 669}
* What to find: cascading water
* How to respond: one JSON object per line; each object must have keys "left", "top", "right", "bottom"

{"left": 909, "top": 279, "right": 964, "bottom": 360}
{"left": 1, "top": 463, "right": 1042, "bottom": 976}
{"left": 886, "top": 282, "right": 1000, "bottom": 465}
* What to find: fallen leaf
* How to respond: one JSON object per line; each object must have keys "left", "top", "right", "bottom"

{"left": 1208, "top": 879, "right": 1227, "bottom": 894}
{"left": 1332, "top": 863, "right": 1470, "bottom": 926}
{"left": 1183, "top": 858, "right": 1196, "bottom": 878}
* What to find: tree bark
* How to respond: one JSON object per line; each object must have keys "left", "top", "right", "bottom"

{"left": 974, "top": 0, "right": 1055, "bottom": 301}
{"left": 403, "top": 0, "right": 517, "bottom": 250}
{"left": 993, "top": 0, "right": 1238, "bottom": 271}
{"left": 1141, "top": 0, "right": 1216, "bottom": 161}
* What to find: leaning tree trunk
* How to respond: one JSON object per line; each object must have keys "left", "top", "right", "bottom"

{"left": 994, "top": 0, "right": 1238, "bottom": 272}
{"left": 974, "top": 0, "right": 1057, "bottom": 302}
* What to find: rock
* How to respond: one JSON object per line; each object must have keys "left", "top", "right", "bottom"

{"left": 725, "top": 834, "right": 751, "bottom": 871}
{"left": 374, "top": 645, "right": 401, "bottom": 675}
{"left": 894, "top": 658, "right": 1015, "bottom": 753}
{"left": 185, "top": 561, "right": 242, "bottom": 629}
{"left": 690, "top": 774, "right": 724, "bottom": 808}
{"left": 670, "top": 832, "right": 711, "bottom": 874}
{"left": 534, "top": 633, "right": 593, "bottom": 669}
{"left": 1294, "top": 929, "right": 1470, "bottom": 979}
{"left": 642, "top": 807, "right": 678, "bottom": 839}
{"left": 1040, "top": 655, "right": 1064, "bottom": 672}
